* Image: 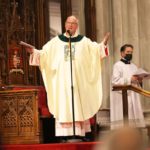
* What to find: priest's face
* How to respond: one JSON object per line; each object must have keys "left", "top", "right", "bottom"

{"left": 121, "top": 47, "right": 133, "bottom": 58}
{"left": 65, "top": 16, "right": 78, "bottom": 36}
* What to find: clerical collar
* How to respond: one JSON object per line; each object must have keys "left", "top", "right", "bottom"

{"left": 58, "top": 33, "right": 83, "bottom": 42}
{"left": 120, "top": 58, "right": 131, "bottom": 64}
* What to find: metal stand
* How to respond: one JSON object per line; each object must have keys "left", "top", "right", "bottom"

{"left": 67, "top": 32, "right": 82, "bottom": 143}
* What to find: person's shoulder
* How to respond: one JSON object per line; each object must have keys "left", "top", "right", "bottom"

{"left": 45, "top": 36, "right": 59, "bottom": 44}
{"left": 113, "top": 60, "right": 125, "bottom": 68}
{"left": 42, "top": 36, "right": 58, "bottom": 49}
{"left": 114, "top": 60, "right": 122, "bottom": 66}
{"left": 130, "top": 62, "right": 138, "bottom": 68}
{"left": 51, "top": 36, "right": 60, "bottom": 42}
{"left": 78, "top": 35, "right": 86, "bottom": 42}
{"left": 78, "top": 34, "right": 85, "bottom": 39}
{"left": 83, "top": 36, "right": 91, "bottom": 41}
{"left": 82, "top": 36, "right": 100, "bottom": 44}
{"left": 80, "top": 36, "right": 95, "bottom": 44}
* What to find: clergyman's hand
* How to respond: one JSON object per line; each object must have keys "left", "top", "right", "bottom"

{"left": 25, "top": 47, "right": 34, "bottom": 54}
{"left": 103, "top": 32, "right": 110, "bottom": 45}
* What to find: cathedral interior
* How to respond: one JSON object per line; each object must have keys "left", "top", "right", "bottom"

{"left": 0, "top": 0, "right": 150, "bottom": 147}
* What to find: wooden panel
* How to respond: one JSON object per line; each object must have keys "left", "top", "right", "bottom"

{"left": 0, "top": 0, "right": 49, "bottom": 86}
{"left": 84, "top": 0, "right": 97, "bottom": 41}
{"left": 0, "top": 89, "right": 40, "bottom": 144}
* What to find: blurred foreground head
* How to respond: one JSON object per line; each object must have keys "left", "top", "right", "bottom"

{"left": 95, "top": 127, "right": 145, "bottom": 150}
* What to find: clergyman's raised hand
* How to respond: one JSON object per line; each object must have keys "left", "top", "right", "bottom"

{"left": 103, "top": 32, "right": 110, "bottom": 45}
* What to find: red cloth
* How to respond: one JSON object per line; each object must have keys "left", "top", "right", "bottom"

{"left": 90, "top": 117, "right": 95, "bottom": 125}
{"left": 2, "top": 142, "right": 101, "bottom": 150}
{"left": 13, "top": 86, "right": 51, "bottom": 117}
{"left": 105, "top": 47, "right": 109, "bottom": 56}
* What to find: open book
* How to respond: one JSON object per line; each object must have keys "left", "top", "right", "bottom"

{"left": 19, "top": 41, "right": 35, "bottom": 49}
{"left": 133, "top": 68, "right": 150, "bottom": 79}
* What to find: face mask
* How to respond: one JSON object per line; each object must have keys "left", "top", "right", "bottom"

{"left": 124, "top": 54, "right": 132, "bottom": 61}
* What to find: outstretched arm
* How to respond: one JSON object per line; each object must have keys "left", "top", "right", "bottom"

{"left": 99, "top": 32, "right": 110, "bottom": 59}
{"left": 20, "top": 41, "right": 34, "bottom": 54}
{"left": 19, "top": 41, "right": 40, "bottom": 66}
{"left": 102, "top": 32, "right": 110, "bottom": 45}
{"left": 26, "top": 47, "right": 34, "bottom": 54}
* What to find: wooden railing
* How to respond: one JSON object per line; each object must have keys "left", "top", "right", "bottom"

{"left": 112, "top": 85, "right": 150, "bottom": 122}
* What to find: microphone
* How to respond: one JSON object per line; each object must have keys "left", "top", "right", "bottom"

{"left": 67, "top": 30, "right": 72, "bottom": 36}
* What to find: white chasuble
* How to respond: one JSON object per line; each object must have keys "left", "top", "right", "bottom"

{"left": 30, "top": 34, "right": 109, "bottom": 136}
{"left": 110, "top": 60, "right": 145, "bottom": 129}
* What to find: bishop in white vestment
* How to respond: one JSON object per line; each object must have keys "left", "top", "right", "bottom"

{"left": 110, "top": 44, "right": 145, "bottom": 129}
{"left": 28, "top": 16, "right": 110, "bottom": 137}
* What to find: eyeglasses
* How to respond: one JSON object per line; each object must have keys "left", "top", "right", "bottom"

{"left": 66, "top": 22, "right": 77, "bottom": 25}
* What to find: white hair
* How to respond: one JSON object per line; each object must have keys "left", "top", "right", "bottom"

{"left": 66, "top": 15, "right": 79, "bottom": 24}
